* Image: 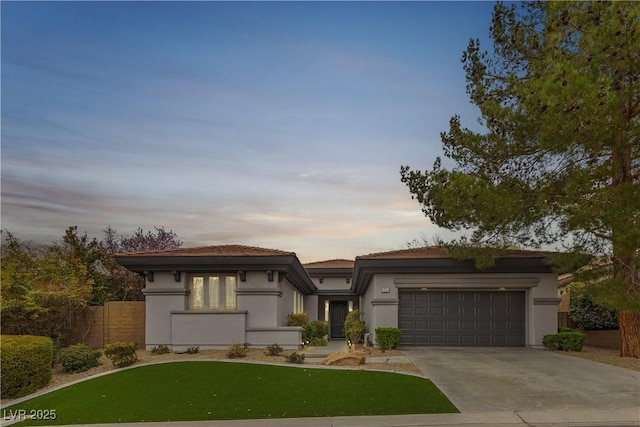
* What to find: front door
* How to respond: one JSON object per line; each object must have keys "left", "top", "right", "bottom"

{"left": 330, "top": 301, "right": 348, "bottom": 339}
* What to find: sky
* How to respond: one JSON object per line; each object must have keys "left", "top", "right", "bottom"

{"left": 1, "top": 1, "right": 496, "bottom": 263}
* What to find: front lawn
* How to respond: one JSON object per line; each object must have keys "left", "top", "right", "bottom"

{"left": 5, "top": 361, "right": 457, "bottom": 425}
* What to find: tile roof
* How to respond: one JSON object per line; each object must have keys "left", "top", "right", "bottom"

{"left": 303, "top": 259, "right": 355, "bottom": 269}
{"left": 116, "top": 244, "right": 295, "bottom": 257}
{"left": 356, "top": 247, "right": 550, "bottom": 260}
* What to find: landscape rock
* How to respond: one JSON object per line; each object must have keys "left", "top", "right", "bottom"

{"left": 323, "top": 352, "right": 366, "bottom": 366}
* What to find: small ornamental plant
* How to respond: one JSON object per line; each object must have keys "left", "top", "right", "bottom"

{"left": 104, "top": 342, "right": 138, "bottom": 368}
{"left": 265, "top": 343, "right": 283, "bottom": 356}
{"left": 227, "top": 343, "right": 249, "bottom": 359}
{"left": 284, "top": 352, "right": 305, "bottom": 364}
{"left": 150, "top": 344, "right": 170, "bottom": 354}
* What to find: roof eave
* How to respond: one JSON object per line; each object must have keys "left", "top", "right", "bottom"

{"left": 115, "top": 254, "right": 317, "bottom": 295}
{"left": 351, "top": 257, "right": 554, "bottom": 294}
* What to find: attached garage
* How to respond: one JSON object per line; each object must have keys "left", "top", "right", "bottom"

{"left": 398, "top": 290, "right": 525, "bottom": 346}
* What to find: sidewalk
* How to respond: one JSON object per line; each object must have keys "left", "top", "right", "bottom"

{"left": 5, "top": 408, "right": 637, "bottom": 427}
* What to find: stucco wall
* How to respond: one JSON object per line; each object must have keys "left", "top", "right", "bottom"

{"left": 236, "top": 271, "right": 280, "bottom": 328}
{"left": 142, "top": 272, "right": 188, "bottom": 349}
{"left": 360, "top": 272, "right": 558, "bottom": 347}
{"left": 171, "top": 310, "right": 247, "bottom": 350}
{"left": 278, "top": 277, "right": 296, "bottom": 326}
{"left": 305, "top": 295, "right": 319, "bottom": 321}
{"left": 311, "top": 276, "right": 351, "bottom": 291}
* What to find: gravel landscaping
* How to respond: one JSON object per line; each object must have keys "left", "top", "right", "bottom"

{"left": 556, "top": 345, "right": 640, "bottom": 371}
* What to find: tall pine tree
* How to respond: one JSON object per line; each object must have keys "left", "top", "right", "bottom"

{"left": 401, "top": 2, "right": 639, "bottom": 356}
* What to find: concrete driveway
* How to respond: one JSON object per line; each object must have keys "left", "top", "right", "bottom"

{"left": 403, "top": 347, "right": 640, "bottom": 413}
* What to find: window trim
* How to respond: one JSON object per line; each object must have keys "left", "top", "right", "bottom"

{"left": 189, "top": 274, "right": 237, "bottom": 310}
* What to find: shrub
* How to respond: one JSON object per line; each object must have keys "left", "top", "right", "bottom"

{"left": 265, "top": 343, "right": 283, "bottom": 356}
{"left": 151, "top": 344, "right": 170, "bottom": 354}
{"left": 286, "top": 312, "right": 309, "bottom": 327}
{"left": 284, "top": 352, "right": 305, "bottom": 364}
{"left": 226, "top": 343, "right": 249, "bottom": 359}
{"left": 569, "top": 290, "right": 618, "bottom": 330}
{"left": 308, "top": 337, "right": 328, "bottom": 346}
{"left": 310, "top": 320, "right": 329, "bottom": 338}
{"left": 57, "top": 344, "right": 102, "bottom": 373}
{"left": 375, "top": 327, "right": 401, "bottom": 351}
{"left": 104, "top": 342, "right": 138, "bottom": 368}
{"left": 343, "top": 309, "right": 366, "bottom": 345}
{"left": 186, "top": 346, "right": 199, "bottom": 354}
{"left": 1, "top": 335, "right": 54, "bottom": 398}
{"left": 558, "top": 326, "right": 574, "bottom": 333}
{"left": 303, "top": 320, "right": 329, "bottom": 344}
{"left": 542, "top": 332, "right": 585, "bottom": 352}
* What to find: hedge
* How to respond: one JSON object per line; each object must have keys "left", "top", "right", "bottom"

{"left": 1, "top": 335, "right": 54, "bottom": 398}
{"left": 375, "top": 327, "right": 401, "bottom": 351}
{"left": 542, "top": 332, "right": 585, "bottom": 352}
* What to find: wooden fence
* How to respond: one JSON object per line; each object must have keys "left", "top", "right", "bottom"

{"left": 70, "top": 301, "right": 145, "bottom": 349}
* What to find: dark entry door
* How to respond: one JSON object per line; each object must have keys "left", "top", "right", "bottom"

{"left": 330, "top": 301, "right": 348, "bottom": 338}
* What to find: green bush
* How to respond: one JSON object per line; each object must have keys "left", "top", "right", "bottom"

{"left": 151, "top": 344, "right": 170, "bottom": 354}
{"left": 375, "top": 327, "right": 401, "bottom": 351}
{"left": 303, "top": 320, "right": 329, "bottom": 345}
{"left": 569, "top": 291, "right": 618, "bottom": 330}
{"left": 308, "top": 337, "right": 328, "bottom": 346}
{"left": 286, "top": 312, "right": 309, "bottom": 327}
{"left": 57, "top": 344, "right": 102, "bottom": 373}
{"left": 265, "top": 343, "right": 283, "bottom": 356}
{"left": 104, "top": 342, "right": 138, "bottom": 368}
{"left": 1, "top": 335, "right": 54, "bottom": 398}
{"left": 343, "top": 309, "right": 366, "bottom": 345}
{"left": 542, "top": 332, "right": 585, "bottom": 351}
{"left": 186, "top": 346, "right": 199, "bottom": 354}
{"left": 558, "top": 326, "right": 574, "bottom": 333}
{"left": 226, "top": 343, "right": 249, "bottom": 359}
{"left": 310, "top": 320, "right": 329, "bottom": 338}
{"left": 284, "top": 352, "right": 305, "bottom": 364}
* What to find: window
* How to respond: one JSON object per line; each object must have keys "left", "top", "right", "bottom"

{"left": 190, "top": 274, "right": 237, "bottom": 309}
{"left": 293, "top": 291, "right": 304, "bottom": 314}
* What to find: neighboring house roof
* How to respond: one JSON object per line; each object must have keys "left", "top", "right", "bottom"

{"left": 352, "top": 246, "right": 555, "bottom": 294}
{"left": 303, "top": 259, "right": 355, "bottom": 277}
{"left": 115, "top": 244, "right": 316, "bottom": 294}
{"left": 357, "top": 247, "right": 550, "bottom": 260}
{"left": 303, "top": 259, "right": 355, "bottom": 269}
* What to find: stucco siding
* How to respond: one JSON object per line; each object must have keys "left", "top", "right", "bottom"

{"left": 142, "top": 272, "right": 188, "bottom": 349}
{"left": 171, "top": 310, "right": 247, "bottom": 350}
{"left": 311, "top": 276, "right": 351, "bottom": 291}
{"left": 236, "top": 271, "right": 280, "bottom": 329}
{"left": 246, "top": 327, "right": 302, "bottom": 349}
{"left": 278, "top": 277, "right": 296, "bottom": 326}
{"left": 305, "top": 294, "right": 319, "bottom": 321}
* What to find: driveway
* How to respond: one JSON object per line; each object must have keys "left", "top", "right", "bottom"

{"left": 403, "top": 347, "right": 640, "bottom": 413}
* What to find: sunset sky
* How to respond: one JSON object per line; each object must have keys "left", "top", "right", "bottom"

{"left": 2, "top": 1, "right": 496, "bottom": 263}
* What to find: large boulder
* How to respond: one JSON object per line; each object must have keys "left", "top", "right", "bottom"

{"left": 323, "top": 352, "right": 366, "bottom": 366}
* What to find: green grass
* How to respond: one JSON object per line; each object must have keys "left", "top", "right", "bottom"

{"left": 5, "top": 361, "right": 458, "bottom": 425}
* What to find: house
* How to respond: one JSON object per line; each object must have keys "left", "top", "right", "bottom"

{"left": 115, "top": 245, "right": 559, "bottom": 351}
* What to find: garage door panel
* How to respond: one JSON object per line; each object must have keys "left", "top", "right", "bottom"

{"left": 399, "top": 291, "right": 525, "bottom": 346}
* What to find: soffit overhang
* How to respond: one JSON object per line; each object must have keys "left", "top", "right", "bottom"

{"left": 351, "top": 257, "right": 554, "bottom": 295}
{"left": 115, "top": 254, "right": 317, "bottom": 295}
